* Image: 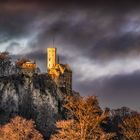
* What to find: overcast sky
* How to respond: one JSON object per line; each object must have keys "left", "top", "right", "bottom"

{"left": 0, "top": 0, "right": 140, "bottom": 111}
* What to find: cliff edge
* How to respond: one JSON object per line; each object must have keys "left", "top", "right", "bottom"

{"left": 0, "top": 73, "right": 73, "bottom": 138}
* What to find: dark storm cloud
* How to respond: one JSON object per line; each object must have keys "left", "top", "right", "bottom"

{"left": 1, "top": 0, "right": 140, "bottom": 110}
{"left": 19, "top": 1, "right": 140, "bottom": 63}
{"left": 0, "top": 5, "right": 35, "bottom": 42}
{"left": 0, "top": 2, "right": 52, "bottom": 42}
{"left": 1, "top": 1, "right": 140, "bottom": 67}
{"left": 88, "top": 34, "right": 140, "bottom": 60}
{"left": 74, "top": 71, "right": 140, "bottom": 110}
{"left": 1, "top": 0, "right": 140, "bottom": 60}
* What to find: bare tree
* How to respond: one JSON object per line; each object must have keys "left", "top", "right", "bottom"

{"left": 51, "top": 96, "right": 114, "bottom": 140}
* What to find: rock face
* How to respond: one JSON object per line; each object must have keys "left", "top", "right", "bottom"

{"left": 0, "top": 73, "right": 69, "bottom": 138}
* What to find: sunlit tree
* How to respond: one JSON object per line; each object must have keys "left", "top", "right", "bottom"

{"left": 0, "top": 116, "right": 43, "bottom": 140}
{"left": 120, "top": 114, "right": 140, "bottom": 140}
{"left": 51, "top": 96, "right": 114, "bottom": 140}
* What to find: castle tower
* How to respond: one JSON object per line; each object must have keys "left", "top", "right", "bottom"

{"left": 47, "top": 47, "right": 72, "bottom": 95}
{"left": 47, "top": 48, "right": 57, "bottom": 70}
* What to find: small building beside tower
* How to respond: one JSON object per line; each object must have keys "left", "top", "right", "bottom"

{"left": 15, "top": 59, "right": 40, "bottom": 77}
{"left": 47, "top": 48, "right": 72, "bottom": 94}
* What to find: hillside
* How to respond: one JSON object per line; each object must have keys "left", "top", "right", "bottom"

{"left": 0, "top": 73, "right": 73, "bottom": 138}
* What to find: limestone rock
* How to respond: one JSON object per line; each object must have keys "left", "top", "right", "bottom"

{"left": 0, "top": 73, "right": 70, "bottom": 138}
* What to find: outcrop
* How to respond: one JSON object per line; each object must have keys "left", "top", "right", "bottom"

{"left": 0, "top": 73, "right": 71, "bottom": 138}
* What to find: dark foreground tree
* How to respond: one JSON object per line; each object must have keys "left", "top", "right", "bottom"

{"left": 0, "top": 116, "right": 43, "bottom": 140}
{"left": 120, "top": 114, "right": 140, "bottom": 140}
{"left": 51, "top": 96, "right": 115, "bottom": 140}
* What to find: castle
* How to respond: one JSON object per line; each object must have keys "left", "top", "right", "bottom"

{"left": 0, "top": 48, "right": 72, "bottom": 94}
{"left": 47, "top": 48, "right": 72, "bottom": 94}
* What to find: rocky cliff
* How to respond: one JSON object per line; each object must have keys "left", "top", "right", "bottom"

{"left": 0, "top": 73, "right": 71, "bottom": 138}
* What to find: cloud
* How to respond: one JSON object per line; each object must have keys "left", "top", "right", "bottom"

{"left": 21, "top": 3, "right": 140, "bottom": 64}
{"left": 75, "top": 71, "right": 140, "bottom": 110}
{"left": 1, "top": 1, "right": 140, "bottom": 110}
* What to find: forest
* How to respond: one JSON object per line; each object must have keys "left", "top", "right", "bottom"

{"left": 0, "top": 96, "right": 139, "bottom": 140}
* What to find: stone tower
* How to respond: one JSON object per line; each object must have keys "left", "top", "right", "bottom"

{"left": 47, "top": 48, "right": 57, "bottom": 70}
{"left": 47, "top": 47, "right": 72, "bottom": 95}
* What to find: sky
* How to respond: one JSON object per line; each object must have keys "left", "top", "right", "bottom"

{"left": 0, "top": 0, "right": 140, "bottom": 111}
